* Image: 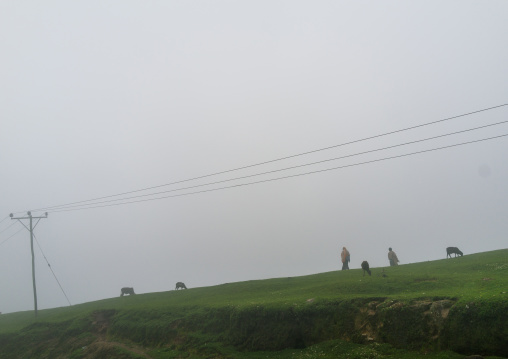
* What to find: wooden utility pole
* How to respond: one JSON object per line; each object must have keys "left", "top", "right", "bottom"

{"left": 10, "top": 211, "right": 48, "bottom": 318}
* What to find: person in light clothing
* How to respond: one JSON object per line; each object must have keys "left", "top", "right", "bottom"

{"left": 388, "top": 247, "right": 399, "bottom": 266}
{"left": 341, "top": 247, "right": 350, "bottom": 270}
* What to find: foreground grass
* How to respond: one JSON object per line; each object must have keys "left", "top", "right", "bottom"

{"left": 0, "top": 249, "right": 507, "bottom": 358}
{"left": 149, "top": 339, "right": 508, "bottom": 359}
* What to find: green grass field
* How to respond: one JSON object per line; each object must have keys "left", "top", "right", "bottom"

{"left": 0, "top": 249, "right": 507, "bottom": 358}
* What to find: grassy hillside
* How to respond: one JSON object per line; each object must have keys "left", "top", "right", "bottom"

{"left": 0, "top": 249, "right": 507, "bottom": 358}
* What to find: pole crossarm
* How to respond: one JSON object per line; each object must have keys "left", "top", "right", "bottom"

{"left": 10, "top": 215, "right": 48, "bottom": 220}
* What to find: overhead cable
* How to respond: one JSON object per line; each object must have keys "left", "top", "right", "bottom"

{"left": 0, "top": 226, "right": 24, "bottom": 247}
{"left": 32, "top": 232, "right": 72, "bottom": 306}
{"left": 45, "top": 120, "right": 508, "bottom": 212}
{"left": 28, "top": 103, "right": 508, "bottom": 213}
{"left": 0, "top": 221, "right": 17, "bottom": 234}
{"left": 50, "top": 133, "right": 508, "bottom": 213}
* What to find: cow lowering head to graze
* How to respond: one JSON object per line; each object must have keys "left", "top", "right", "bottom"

{"left": 175, "top": 282, "right": 187, "bottom": 290}
{"left": 446, "top": 247, "right": 463, "bottom": 258}
{"left": 120, "top": 287, "right": 135, "bottom": 296}
{"left": 361, "top": 261, "right": 371, "bottom": 276}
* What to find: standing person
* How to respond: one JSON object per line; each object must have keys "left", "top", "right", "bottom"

{"left": 388, "top": 247, "right": 399, "bottom": 266}
{"left": 341, "top": 247, "right": 350, "bottom": 270}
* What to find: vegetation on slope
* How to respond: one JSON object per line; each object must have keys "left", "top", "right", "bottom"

{"left": 0, "top": 249, "right": 507, "bottom": 358}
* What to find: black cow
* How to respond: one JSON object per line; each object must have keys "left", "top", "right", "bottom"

{"left": 120, "top": 287, "right": 135, "bottom": 296}
{"left": 361, "top": 261, "right": 371, "bottom": 276}
{"left": 446, "top": 247, "right": 463, "bottom": 258}
{"left": 175, "top": 282, "right": 187, "bottom": 290}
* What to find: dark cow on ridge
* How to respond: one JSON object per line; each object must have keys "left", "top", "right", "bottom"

{"left": 361, "top": 261, "right": 371, "bottom": 276}
{"left": 446, "top": 247, "right": 463, "bottom": 258}
{"left": 120, "top": 287, "right": 135, "bottom": 296}
{"left": 175, "top": 282, "right": 187, "bottom": 290}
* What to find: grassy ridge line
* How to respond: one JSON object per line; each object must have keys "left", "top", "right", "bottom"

{"left": 1, "top": 248, "right": 507, "bottom": 334}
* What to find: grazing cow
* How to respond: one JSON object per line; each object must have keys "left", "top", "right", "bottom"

{"left": 120, "top": 287, "right": 135, "bottom": 296}
{"left": 446, "top": 247, "right": 463, "bottom": 258}
{"left": 175, "top": 282, "right": 187, "bottom": 290}
{"left": 361, "top": 261, "right": 371, "bottom": 276}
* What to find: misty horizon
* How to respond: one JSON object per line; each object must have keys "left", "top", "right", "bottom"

{"left": 1, "top": 1, "right": 507, "bottom": 314}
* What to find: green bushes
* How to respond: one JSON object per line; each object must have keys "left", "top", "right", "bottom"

{"left": 441, "top": 299, "right": 508, "bottom": 356}
{"left": 107, "top": 297, "right": 508, "bottom": 356}
{"left": 110, "top": 310, "right": 182, "bottom": 345}
{"left": 0, "top": 319, "right": 94, "bottom": 359}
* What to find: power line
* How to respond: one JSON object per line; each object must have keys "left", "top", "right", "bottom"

{"left": 50, "top": 133, "right": 508, "bottom": 213}
{"left": 32, "top": 232, "right": 72, "bottom": 306}
{"left": 0, "top": 221, "right": 18, "bottom": 234}
{"left": 44, "top": 120, "right": 508, "bottom": 212}
{"left": 0, "top": 226, "right": 24, "bottom": 247}
{"left": 2, "top": 215, "right": 71, "bottom": 308}
{"left": 27, "top": 103, "right": 508, "bottom": 214}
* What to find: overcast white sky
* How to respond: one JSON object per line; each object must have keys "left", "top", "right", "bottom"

{"left": 1, "top": 1, "right": 507, "bottom": 314}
